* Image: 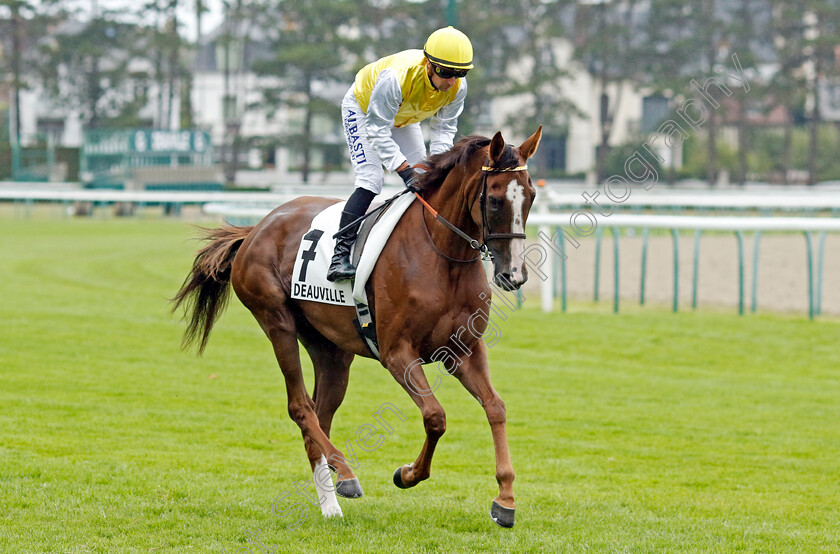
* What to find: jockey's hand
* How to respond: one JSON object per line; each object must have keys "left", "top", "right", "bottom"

{"left": 397, "top": 167, "right": 420, "bottom": 193}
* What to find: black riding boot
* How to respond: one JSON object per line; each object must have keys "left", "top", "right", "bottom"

{"left": 326, "top": 188, "right": 375, "bottom": 282}
{"left": 326, "top": 211, "right": 360, "bottom": 282}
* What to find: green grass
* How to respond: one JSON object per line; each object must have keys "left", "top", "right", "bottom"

{"left": 2, "top": 216, "right": 840, "bottom": 553}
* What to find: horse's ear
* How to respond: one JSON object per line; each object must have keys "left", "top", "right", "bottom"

{"left": 489, "top": 131, "right": 505, "bottom": 163}
{"left": 519, "top": 125, "right": 543, "bottom": 160}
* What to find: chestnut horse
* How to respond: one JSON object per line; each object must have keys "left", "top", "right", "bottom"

{"left": 172, "top": 127, "right": 542, "bottom": 528}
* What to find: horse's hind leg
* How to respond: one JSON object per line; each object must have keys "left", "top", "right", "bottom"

{"left": 451, "top": 341, "right": 516, "bottom": 528}
{"left": 238, "top": 286, "right": 359, "bottom": 519}
{"left": 260, "top": 324, "right": 348, "bottom": 518}
{"left": 299, "top": 330, "right": 363, "bottom": 499}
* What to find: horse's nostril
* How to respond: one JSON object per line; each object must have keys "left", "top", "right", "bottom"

{"left": 497, "top": 274, "right": 514, "bottom": 288}
{"left": 510, "top": 267, "right": 518, "bottom": 274}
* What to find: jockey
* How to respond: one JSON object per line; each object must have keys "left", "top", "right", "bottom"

{"left": 327, "top": 26, "right": 473, "bottom": 282}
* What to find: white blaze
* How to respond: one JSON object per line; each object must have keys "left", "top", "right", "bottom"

{"left": 506, "top": 180, "right": 526, "bottom": 276}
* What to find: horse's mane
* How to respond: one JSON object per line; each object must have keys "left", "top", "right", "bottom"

{"left": 417, "top": 135, "right": 519, "bottom": 191}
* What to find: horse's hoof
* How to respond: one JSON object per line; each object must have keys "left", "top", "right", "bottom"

{"left": 490, "top": 500, "right": 515, "bottom": 528}
{"left": 393, "top": 466, "right": 410, "bottom": 489}
{"left": 335, "top": 477, "right": 363, "bottom": 498}
{"left": 320, "top": 503, "right": 343, "bottom": 518}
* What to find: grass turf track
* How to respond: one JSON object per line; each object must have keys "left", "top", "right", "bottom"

{"left": 1, "top": 216, "right": 839, "bottom": 553}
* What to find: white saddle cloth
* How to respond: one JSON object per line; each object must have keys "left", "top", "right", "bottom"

{"left": 290, "top": 193, "right": 415, "bottom": 306}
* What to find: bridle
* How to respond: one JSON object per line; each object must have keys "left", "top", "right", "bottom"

{"left": 474, "top": 158, "right": 529, "bottom": 246}
{"left": 413, "top": 156, "right": 529, "bottom": 262}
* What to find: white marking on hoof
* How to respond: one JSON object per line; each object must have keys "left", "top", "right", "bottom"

{"left": 313, "top": 454, "right": 343, "bottom": 518}
{"left": 321, "top": 502, "right": 343, "bottom": 518}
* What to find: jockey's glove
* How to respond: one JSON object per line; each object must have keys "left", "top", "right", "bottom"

{"left": 397, "top": 167, "right": 421, "bottom": 193}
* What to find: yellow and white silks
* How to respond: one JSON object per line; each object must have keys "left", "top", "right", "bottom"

{"left": 341, "top": 49, "right": 467, "bottom": 194}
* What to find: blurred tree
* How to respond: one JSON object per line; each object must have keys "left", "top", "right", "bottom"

{"left": 211, "top": 0, "right": 263, "bottom": 182}
{"left": 457, "top": 0, "right": 579, "bottom": 173}
{"left": 642, "top": 0, "right": 731, "bottom": 186}
{"left": 724, "top": 0, "right": 768, "bottom": 185}
{"left": 602, "top": 139, "right": 662, "bottom": 182}
{"left": 195, "top": 0, "right": 209, "bottom": 45}
{"left": 572, "top": 0, "right": 645, "bottom": 183}
{"left": 35, "top": 13, "right": 147, "bottom": 128}
{"left": 0, "top": 0, "right": 63, "bottom": 141}
{"left": 2, "top": 0, "right": 27, "bottom": 141}
{"left": 356, "top": 0, "right": 430, "bottom": 59}
{"left": 163, "top": 1, "right": 184, "bottom": 130}
{"left": 140, "top": 0, "right": 186, "bottom": 130}
{"left": 802, "top": 1, "right": 840, "bottom": 185}
{"left": 180, "top": 71, "right": 194, "bottom": 129}
{"left": 769, "top": 1, "right": 809, "bottom": 184}
{"left": 250, "top": 0, "right": 368, "bottom": 183}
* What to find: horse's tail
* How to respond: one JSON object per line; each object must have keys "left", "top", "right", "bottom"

{"left": 171, "top": 224, "right": 253, "bottom": 354}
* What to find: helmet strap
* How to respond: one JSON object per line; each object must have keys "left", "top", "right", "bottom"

{"left": 425, "top": 59, "right": 440, "bottom": 91}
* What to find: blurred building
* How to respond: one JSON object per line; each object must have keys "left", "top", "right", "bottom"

{"left": 10, "top": 7, "right": 824, "bottom": 185}
{"left": 6, "top": 14, "right": 651, "bottom": 184}
{"left": 191, "top": 24, "right": 347, "bottom": 183}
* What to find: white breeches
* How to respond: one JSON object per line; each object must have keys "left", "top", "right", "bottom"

{"left": 341, "top": 90, "right": 426, "bottom": 194}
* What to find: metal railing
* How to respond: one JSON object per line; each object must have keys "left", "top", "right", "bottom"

{"left": 529, "top": 213, "right": 840, "bottom": 320}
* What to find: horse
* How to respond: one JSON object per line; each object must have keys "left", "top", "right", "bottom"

{"left": 172, "top": 127, "right": 542, "bottom": 528}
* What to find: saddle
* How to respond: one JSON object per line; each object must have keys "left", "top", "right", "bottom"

{"left": 290, "top": 191, "right": 416, "bottom": 359}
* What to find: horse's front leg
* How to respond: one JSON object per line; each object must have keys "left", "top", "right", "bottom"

{"left": 381, "top": 344, "right": 447, "bottom": 489}
{"left": 452, "top": 341, "right": 516, "bottom": 528}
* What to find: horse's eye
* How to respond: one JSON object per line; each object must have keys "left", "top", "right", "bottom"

{"left": 488, "top": 196, "right": 504, "bottom": 211}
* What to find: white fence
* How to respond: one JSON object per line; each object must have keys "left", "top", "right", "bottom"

{"left": 3, "top": 186, "right": 839, "bottom": 318}
{"left": 529, "top": 213, "right": 840, "bottom": 319}
{"left": 5, "top": 184, "right": 840, "bottom": 214}
{"left": 545, "top": 189, "right": 840, "bottom": 212}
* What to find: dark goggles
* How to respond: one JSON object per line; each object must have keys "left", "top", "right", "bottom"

{"left": 432, "top": 63, "right": 469, "bottom": 79}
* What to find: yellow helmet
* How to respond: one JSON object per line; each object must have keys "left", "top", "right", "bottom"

{"left": 424, "top": 26, "right": 474, "bottom": 70}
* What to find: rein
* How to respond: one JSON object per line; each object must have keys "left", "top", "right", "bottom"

{"left": 413, "top": 190, "right": 486, "bottom": 255}
{"left": 413, "top": 157, "right": 528, "bottom": 262}
{"left": 332, "top": 187, "right": 413, "bottom": 239}
{"left": 419, "top": 204, "right": 482, "bottom": 263}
